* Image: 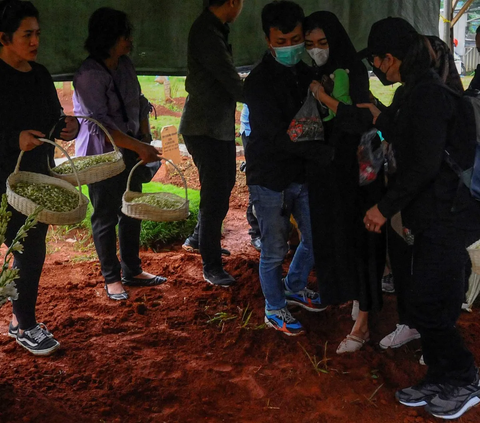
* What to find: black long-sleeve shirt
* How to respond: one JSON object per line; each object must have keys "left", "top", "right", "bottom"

{"left": 179, "top": 8, "right": 244, "bottom": 141}
{"left": 376, "top": 70, "right": 479, "bottom": 232}
{"left": 0, "top": 59, "right": 61, "bottom": 194}
{"left": 244, "top": 53, "right": 333, "bottom": 191}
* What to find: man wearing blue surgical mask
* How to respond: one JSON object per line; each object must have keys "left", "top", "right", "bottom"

{"left": 244, "top": 1, "right": 333, "bottom": 336}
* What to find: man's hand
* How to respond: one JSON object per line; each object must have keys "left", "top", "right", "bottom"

{"left": 19, "top": 130, "right": 45, "bottom": 151}
{"left": 357, "top": 103, "right": 381, "bottom": 124}
{"left": 363, "top": 204, "right": 386, "bottom": 233}
{"left": 136, "top": 142, "right": 160, "bottom": 163}
{"left": 60, "top": 116, "right": 79, "bottom": 141}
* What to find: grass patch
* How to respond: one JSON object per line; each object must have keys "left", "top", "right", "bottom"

{"left": 48, "top": 182, "right": 199, "bottom": 251}
{"left": 139, "top": 181, "right": 199, "bottom": 250}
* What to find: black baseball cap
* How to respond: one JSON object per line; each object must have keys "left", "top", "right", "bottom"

{"left": 359, "top": 17, "right": 417, "bottom": 61}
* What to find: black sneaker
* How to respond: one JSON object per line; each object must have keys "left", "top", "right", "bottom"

{"left": 16, "top": 324, "right": 60, "bottom": 356}
{"left": 8, "top": 322, "right": 18, "bottom": 339}
{"left": 203, "top": 269, "right": 236, "bottom": 287}
{"left": 396, "top": 381, "right": 446, "bottom": 407}
{"left": 250, "top": 237, "right": 262, "bottom": 252}
{"left": 425, "top": 376, "right": 480, "bottom": 420}
{"left": 182, "top": 237, "right": 231, "bottom": 256}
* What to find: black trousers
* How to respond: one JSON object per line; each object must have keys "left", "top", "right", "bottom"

{"left": 409, "top": 223, "right": 480, "bottom": 386}
{"left": 5, "top": 206, "right": 48, "bottom": 330}
{"left": 88, "top": 167, "right": 143, "bottom": 284}
{"left": 241, "top": 133, "right": 260, "bottom": 240}
{"left": 183, "top": 135, "right": 236, "bottom": 272}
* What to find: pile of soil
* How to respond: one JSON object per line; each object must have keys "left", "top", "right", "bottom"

{"left": 1, "top": 157, "right": 479, "bottom": 423}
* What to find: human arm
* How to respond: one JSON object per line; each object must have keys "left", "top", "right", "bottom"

{"left": 375, "top": 84, "right": 453, "bottom": 218}
{"left": 310, "top": 80, "right": 340, "bottom": 114}
{"left": 74, "top": 68, "right": 159, "bottom": 163}
{"left": 190, "top": 25, "right": 244, "bottom": 103}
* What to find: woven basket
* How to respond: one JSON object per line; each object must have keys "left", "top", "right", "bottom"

{"left": 49, "top": 115, "right": 125, "bottom": 186}
{"left": 122, "top": 157, "right": 189, "bottom": 222}
{"left": 7, "top": 139, "right": 89, "bottom": 225}
{"left": 467, "top": 239, "right": 480, "bottom": 275}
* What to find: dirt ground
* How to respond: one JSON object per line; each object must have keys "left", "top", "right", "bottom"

{"left": 1, "top": 92, "right": 480, "bottom": 422}
{"left": 1, "top": 157, "right": 480, "bottom": 423}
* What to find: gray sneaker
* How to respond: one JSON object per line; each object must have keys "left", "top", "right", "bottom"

{"left": 396, "top": 381, "right": 446, "bottom": 407}
{"left": 425, "top": 376, "right": 480, "bottom": 420}
{"left": 16, "top": 324, "right": 60, "bottom": 356}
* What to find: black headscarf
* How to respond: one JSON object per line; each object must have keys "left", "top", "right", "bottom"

{"left": 304, "top": 11, "right": 369, "bottom": 103}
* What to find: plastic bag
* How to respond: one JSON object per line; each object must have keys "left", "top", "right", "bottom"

{"left": 287, "top": 90, "right": 324, "bottom": 142}
{"left": 358, "top": 129, "right": 385, "bottom": 186}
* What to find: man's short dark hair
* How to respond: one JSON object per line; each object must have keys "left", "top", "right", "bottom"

{"left": 476, "top": 25, "right": 480, "bottom": 35}
{"left": 84, "top": 7, "right": 132, "bottom": 60}
{"left": 209, "top": 0, "right": 229, "bottom": 6}
{"left": 261, "top": 1, "right": 304, "bottom": 38}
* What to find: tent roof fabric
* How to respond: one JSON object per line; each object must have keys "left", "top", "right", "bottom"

{"left": 32, "top": 0, "right": 440, "bottom": 79}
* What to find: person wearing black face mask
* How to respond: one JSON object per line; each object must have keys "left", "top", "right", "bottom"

{"left": 358, "top": 17, "right": 480, "bottom": 420}
{"left": 468, "top": 26, "right": 480, "bottom": 91}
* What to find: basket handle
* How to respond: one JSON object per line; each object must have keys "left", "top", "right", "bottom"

{"left": 126, "top": 157, "right": 189, "bottom": 203}
{"left": 14, "top": 139, "right": 84, "bottom": 204}
{"left": 48, "top": 115, "right": 119, "bottom": 153}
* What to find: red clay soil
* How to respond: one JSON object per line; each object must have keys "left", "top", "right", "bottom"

{"left": 1, "top": 159, "right": 480, "bottom": 423}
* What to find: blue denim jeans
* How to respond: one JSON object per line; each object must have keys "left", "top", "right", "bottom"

{"left": 250, "top": 183, "right": 314, "bottom": 311}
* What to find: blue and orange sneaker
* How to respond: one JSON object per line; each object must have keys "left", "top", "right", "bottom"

{"left": 264, "top": 307, "right": 305, "bottom": 336}
{"left": 285, "top": 287, "right": 327, "bottom": 312}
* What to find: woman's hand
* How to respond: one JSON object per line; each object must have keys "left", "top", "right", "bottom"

{"left": 136, "top": 142, "right": 160, "bottom": 163}
{"left": 60, "top": 116, "right": 79, "bottom": 141}
{"left": 310, "top": 80, "right": 326, "bottom": 101}
{"left": 357, "top": 103, "right": 381, "bottom": 124}
{"left": 363, "top": 204, "right": 386, "bottom": 233}
{"left": 19, "top": 130, "right": 45, "bottom": 151}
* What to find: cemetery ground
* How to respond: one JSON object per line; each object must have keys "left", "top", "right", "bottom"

{"left": 0, "top": 157, "right": 480, "bottom": 423}
{"left": 0, "top": 77, "right": 479, "bottom": 422}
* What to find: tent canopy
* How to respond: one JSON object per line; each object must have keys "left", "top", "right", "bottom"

{"left": 32, "top": 0, "right": 440, "bottom": 79}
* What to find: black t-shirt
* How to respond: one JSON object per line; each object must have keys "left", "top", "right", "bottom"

{"left": 0, "top": 59, "right": 61, "bottom": 194}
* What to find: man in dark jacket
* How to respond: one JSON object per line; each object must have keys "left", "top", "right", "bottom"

{"left": 245, "top": 1, "right": 333, "bottom": 336}
{"left": 179, "top": 0, "right": 244, "bottom": 287}
{"left": 468, "top": 26, "right": 480, "bottom": 91}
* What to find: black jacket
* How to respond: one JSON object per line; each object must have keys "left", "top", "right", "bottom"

{"left": 244, "top": 53, "right": 333, "bottom": 191}
{"left": 376, "top": 70, "right": 480, "bottom": 232}
{"left": 179, "top": 8, "right": 244, "bottom": 141}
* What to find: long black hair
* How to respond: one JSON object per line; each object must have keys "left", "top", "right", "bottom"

{"left": 0, "top": 0, "right": 38, "bottom": 46}
{"left": 399, "top": 33, "right": 434, "bottom": 86}
{"left": 84, "top": 7, "right": 132, "bottom": 60}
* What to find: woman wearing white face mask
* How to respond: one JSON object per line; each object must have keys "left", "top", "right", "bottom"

{"left": 303, "top": 11, "right": 387, "bottom": 354}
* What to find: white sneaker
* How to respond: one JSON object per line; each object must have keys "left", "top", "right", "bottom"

{"left": 379, "top": 324, "right": 420, "bottom": 349}
{"left": 351, "top": 300, "right": 359, "bottom": 321}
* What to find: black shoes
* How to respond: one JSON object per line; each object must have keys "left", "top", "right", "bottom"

{"left": 250, "top": 237, "right": 261, "bottom": 251}
{"left": 105, "top": 283, "right": 129, "bottom": 301}
{"left": 122, "top": 275, "right": 167, "bottom": 286}
{"left": 203, "top": 268, "right": 236, "bottom": 287}
{"left": 396, "top": 381, "right": 446, "bottom": 407}
{"left": 182, "top": 237, "right": 231, "bottom": 256}
{"left": 16, "top": 324, "right": 60, "bottom": 356}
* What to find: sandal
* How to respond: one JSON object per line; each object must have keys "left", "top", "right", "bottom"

{"left": 336, "top": 333, "right": 370, "bottom": 354}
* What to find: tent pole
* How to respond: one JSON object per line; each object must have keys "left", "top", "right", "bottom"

{"left": 452, "top": 0, "right": 475, "bottom": 27}
{"left": 443, "top": 0, "right": 453, "bottom": 49}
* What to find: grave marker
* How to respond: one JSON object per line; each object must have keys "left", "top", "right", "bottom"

{"left": 161, "top": 125, "right": 181, "bottom": 165}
